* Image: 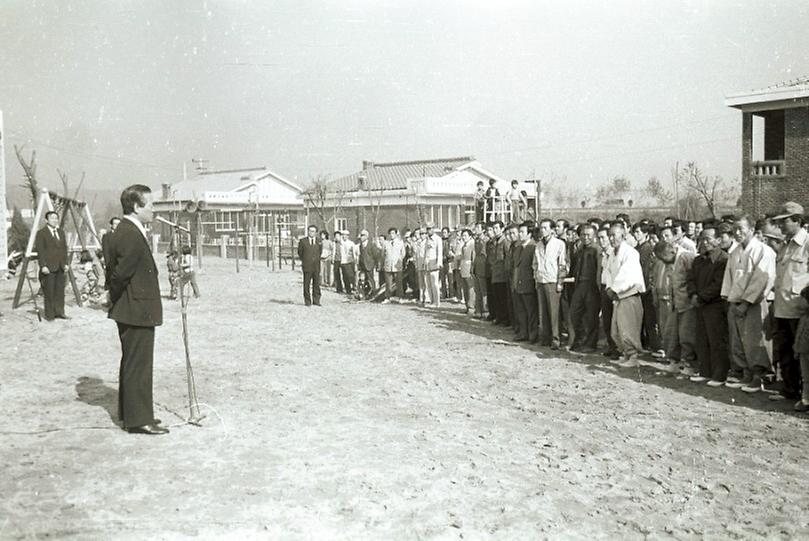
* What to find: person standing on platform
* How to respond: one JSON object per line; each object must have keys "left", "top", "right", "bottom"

{"left": 34, "top": 211, "right": 69, "bottom": 321}
{"left": 108, "top": 184, "right": 168, "bottom": 435}
{"left": 297, "top": 225, "right": 322, "bottom": 306}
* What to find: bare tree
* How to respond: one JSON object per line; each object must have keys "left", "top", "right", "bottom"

{"left": 368, "top": 186, "right": 385, "bottom": 236}
{"left": 303, "top": 175, "right": 346, "bottom": 234}
{"left": 14, "top": 145, "right": 38, "bottom": 208}
{"left": 680, "top": 162, "right": 723, "bottom": 218}
{"left": 595, "top": 176, "right": 631, "bottom": 203}
{"left": 645, "top": 176, "right": 673, "bottom": 206}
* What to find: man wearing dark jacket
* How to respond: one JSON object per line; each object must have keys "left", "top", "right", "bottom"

{"left": 513, "top": 223, "right": 538, "bottom": 342}
{"left": 108, "top": 185, "right": 167, "bottom": 435}
{"left": 687, "top": 225, "right": 729, "bottom": 385}
{"left": 101, "top": 216, "right": 121, "bottom": 289}
{"left": 297, "top": 225, "right": 322, "bottom": 306}
{"left": 570, "top": 224, "right": 601, "bottom": 353}
{"left": 34, "top": 211, "right": 69, "bottom": 320}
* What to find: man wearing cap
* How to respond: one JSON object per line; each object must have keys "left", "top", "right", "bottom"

{"left": 721, "top": 215, "right": 776, "bottom": 393}
{"left": 424, "top": 223, "right": 443, "bottom": 307}
{"left": 771, "top": 202, "right": 809, "bottom": 402}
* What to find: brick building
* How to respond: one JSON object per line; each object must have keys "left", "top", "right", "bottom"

{"left": 726, "top": 77, "right": 809, "bottom": 216}
{"left": 305, "top": 156, "right": 535, "bottom": 236}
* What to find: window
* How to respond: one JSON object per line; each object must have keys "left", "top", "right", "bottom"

{"left": 204, "top": 211, "right": 235, "bottom": 232}
{"left": 335, "top": 217, "right": 347, "bottom": 232}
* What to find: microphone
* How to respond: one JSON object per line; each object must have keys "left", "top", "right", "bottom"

{"left": 156, "top": 215, "right": 191, "bottom": 233}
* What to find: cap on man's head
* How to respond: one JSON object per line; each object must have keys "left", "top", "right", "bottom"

{"left": 425, "top": 222, "right": 435, "bottom": 229}
{"left": 764, "top": 231, "right": 786, "bottom": 242}
{"left": 772, "top": 201, "right": 805, "bottom": 220}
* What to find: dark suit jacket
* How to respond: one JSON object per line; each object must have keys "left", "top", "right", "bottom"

{"left": 102, "top": 229, "right": 117, "bottom": 288}
{"left": 107, "top": 219, "right": 163, "bottom": 327}
{"left": 358, "top": 242, "right": 379, "bottom": 272}
{"left": 514, "top": 240, "right": 536, "bottom": 294}
{"left": 297, "top": 237, "right": 322, "bottom": 273}
{"left": 34, "top": 226, "right": 68, "bottom": 271}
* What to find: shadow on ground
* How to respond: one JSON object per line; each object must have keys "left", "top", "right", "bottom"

{"left": 75, "top": 376, "right": 120, "bottom": 427}
{"left": 404, "top": 301, "right": 806, "bottom": 419}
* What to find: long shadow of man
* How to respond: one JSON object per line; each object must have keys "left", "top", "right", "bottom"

{"left": 75, "top": 376, "right": 120, "bottom": 427}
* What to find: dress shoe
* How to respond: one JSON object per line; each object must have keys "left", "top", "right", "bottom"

{"left": 126, "top": 424, "right": 169, "bottom": 435}
{"left": 56, "top": 315, "right": 71, "bottom": 320}
{"left": 794, "top": 400, "right": 809, "bottom": 413}
{"left": 313, "top": 302, "right": 322, "bottom": 307}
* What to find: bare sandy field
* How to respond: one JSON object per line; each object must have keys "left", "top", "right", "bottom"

{"left": 1, "top": 258, "right": 808, "bottom": 540}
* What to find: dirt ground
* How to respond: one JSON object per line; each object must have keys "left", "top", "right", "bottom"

{"left": 1, "top": 258, "right": 808, "bottom": 540}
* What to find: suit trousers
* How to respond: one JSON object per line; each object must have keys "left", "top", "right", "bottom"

{"left": 695, "top": 302, "right": 729, "bottom": 381}
{"left": 727, "top": 301, "right": 770, "bottom": 378}
{"left": 473, "top": 275, "right": 488, "bottom": 315}
{"left": 536, "top": 282, "right": 561, "bottom": 346}
{"left": 40, "top": 269, "right": 66, "bottom": 320}
{"left": 461, "top": 276, "right": 474, "bottom": 311}
{"left": 610, "top": 294, "right": 644, "bottom": 358}
{"left": 663, "top": 308, "right": 697, "bottom": 365}
{"left": 773, "top": 317, "right": 801, "bottom": 397}
{"left": 340, "top": 264, "right": 355, "bottom": 294}
{"left": 385, "top": 271, "right": 403, "bottom": 299}
{"left": 570, "top": 281, "right": 600, "bottom": 349}
{"left": 418, "top": 270, "right": 428, "bottom": 302}
{"left": 514, "top": 290, "right": 539, "bottom": 342}
{"left": 320, "top": 259, "right": 332, "bottom": 286}
{"left": 640, "top": 291, "right": 660, "bottom": 351}
{"left": 117, "top": 322, "right": 156, "bottom": 429}
{"left": 508, "top": 283, "right": 518, "bottom": 333}
{"left": 600, "top": 285, "right": 617, "bottom": 352}
{"left": 426, "top": 269, "right": 441, "bottom": 306}
{"left": 491, "top": 281, "right": 510, "bottom": 324}
{"left": 333, "top": 261, "right": 344, "bottom": 292}
{"left": 453, "top": 270, "right": 464, "bottom": 302}
{"left": 303, "top": 269, "right": 321, "bottom": 305}
{"left": 485, "top": 276, "right": 494, "bottom": 319}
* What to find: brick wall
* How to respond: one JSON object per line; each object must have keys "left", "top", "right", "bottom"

{"left": 742, "top": 106, "right": 809, "bottom": 216}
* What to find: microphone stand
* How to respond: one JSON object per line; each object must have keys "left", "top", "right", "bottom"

{"left": 167, "top": 221, "right": 204, "bottom": 426}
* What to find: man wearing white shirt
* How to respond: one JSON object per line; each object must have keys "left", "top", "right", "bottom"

{"left": 721, "top": 216, "right": 777, "bottom": 393}
{"left": 533, "top": 219, "right": 567, "bottom": 349}
{"left": 424, "top": 223, "right": 443, "bottom": 307}
{"left": 605, "top": 223, "right": 646, "bottom": 367}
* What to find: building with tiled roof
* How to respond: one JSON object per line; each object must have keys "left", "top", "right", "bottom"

{"left": 153, "top": 165, "right": 305, "bottom": 250}
{"left": 305, "top": 157, "right": 536, "bottom": 235}
{"left": 726, "top": 76, "right": 809, "bottom": 216}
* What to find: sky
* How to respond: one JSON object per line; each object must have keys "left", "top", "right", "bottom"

{"left": 1, "top": 0, "right": 808, "bottom": 198}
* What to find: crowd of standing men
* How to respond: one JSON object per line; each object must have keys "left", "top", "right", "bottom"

{"left": 302, "top": 200, "right": 809, "bottom": 414}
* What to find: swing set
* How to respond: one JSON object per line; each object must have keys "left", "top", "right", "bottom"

{"left": 12, "top": 188, "right": 103, "bottom": 311}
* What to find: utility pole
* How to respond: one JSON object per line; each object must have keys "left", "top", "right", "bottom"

{"left": 672, "top": 161, "right": 680, "bottom": 219}
{"left": 0, "top": 111, "right": 7, "bottom": 271}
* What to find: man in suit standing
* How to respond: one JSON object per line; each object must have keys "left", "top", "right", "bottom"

{"left": 513, "top": 222, "right": 538, "bottom": 342}
{"left": 101, "top": 216, "right": 121, "bottom": 289}
{"left": 108, "top": 184, "right": 168, "bottom": 435}
{"left": 297, "top": 225, "right": 322, "bottom": 306}
{"left": 34, "top": 211, "right": 69, "bottom": 320}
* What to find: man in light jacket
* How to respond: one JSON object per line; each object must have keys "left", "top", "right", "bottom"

{"left": 382, "top": 227, "right": 405, "bottom": 303}
{"left": 605, "top": 223, "right": 647, "bottom": 367}
{"left": 721, "top": 215, "right": 776, "bottom": 393}
{"left": 533, "top": 219, "right": 567, "bottom": 349}
{"left": 424, "top": 223, "right": 443, "bottom": 307}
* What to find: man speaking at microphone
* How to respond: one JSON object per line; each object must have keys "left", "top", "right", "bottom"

{"left": 107, "top": 184, "right": 168, "bottom": 435}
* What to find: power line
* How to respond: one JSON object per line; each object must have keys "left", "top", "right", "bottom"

{"left": 491, "top": 113, "right": 738, "bottom": 156}
{"left": 528, "top": 134, "right": 740, "bottom": 169}
{"left": 6, "top": 131, "right": 178, "bottom": 172}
